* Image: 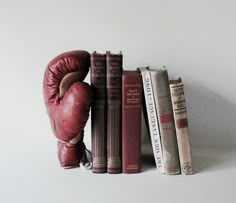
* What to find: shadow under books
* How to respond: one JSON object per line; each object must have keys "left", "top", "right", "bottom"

{"left": 185, "top": 82, "right": 236, "bottom": 173}
{"left": 141, "top": 153, "right": 156, "bottom": 172}
{"left": 141, "top": 82, "right": 236, "bottom": 173}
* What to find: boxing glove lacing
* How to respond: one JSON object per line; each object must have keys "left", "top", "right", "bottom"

{"left": 58, "top": 138, "right": 92, "bottom": 170}
{"left": 80, "top": 148, "right": 92, "bottom": 170}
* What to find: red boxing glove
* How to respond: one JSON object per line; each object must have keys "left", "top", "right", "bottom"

{"left": 43, "top": 50, "right": 92, "bottom": 168}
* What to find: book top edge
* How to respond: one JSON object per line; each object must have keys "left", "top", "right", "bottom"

{"left": 137, "top": 66, "right": 168, "bottom": 73}
{"left": 91, "top": 51, "right": 106, "bottom": 57}
{"left": 123, "top": 70, "right": 140, "bottom": 75}
{"left": 137, "top": 67, "right": 149, "bottom": 72}
{"left": 148, "top": 66, "right": 167, "bottom": 72}
{"left": 106, "top": 51, "right": 123, "bottom": 56}
{"left": 169, "top": 78, "right": 182, "bottom": 85}
{"left": 91, "top": 51, "right": 123, "bottom": 56}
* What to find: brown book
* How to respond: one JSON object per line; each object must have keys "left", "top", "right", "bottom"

{"left": 106, "top": 51, "right": 123, "bottom": 174}
{"left": 150, "top": 68, "right": 180, "bottom": 175}
{"left": 91, "top": 52, "right": 107, "bottom": 173}
{"left": 122, "top": 71, "right": 142, "bottom": 173}
{"left": 170, "top": 78, "right": 193, "bottom": 175}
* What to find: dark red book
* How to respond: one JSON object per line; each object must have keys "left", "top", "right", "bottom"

{"left": 91, "top": 52, "right": 107, "bottom": 173}
{"left": 122, "top": 71, "right": 142, "bottom": 173}
{"left": 106, "top": 51, "right": 122, "bottom": 174}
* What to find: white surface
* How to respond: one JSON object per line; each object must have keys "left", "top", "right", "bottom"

{"left": 1, "top": 145, "right": 236, "bottom": 203}
{"left": 0, "top": 0, "right": 236, "bottom": 202}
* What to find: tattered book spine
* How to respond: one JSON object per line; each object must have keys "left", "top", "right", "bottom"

{"left": 138, "top": 67, "right": 164, "bottom": 174}
{"left": 122, "top": 71, "right": 142, "bottom": 173}
{"left": 91, "top": 52, "right": 107, "bottom": 173}
{"left": 106, "top": 51, "right": 122, "bottom": 174}
{"left": 150, "top": 68, "right": 180, "bottom": 175}
{"left": 169, "top": 78, "right": 193, "bottom": 175}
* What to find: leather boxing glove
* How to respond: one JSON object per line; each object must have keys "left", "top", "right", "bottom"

{"left": 43, "top": 50, "right": 92, "bottom": 169}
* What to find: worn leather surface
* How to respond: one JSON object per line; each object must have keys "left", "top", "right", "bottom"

{"left": 122, "top": 71, "right": 142, "bottom": 173}
{"left": 43, "top": 50, "right": 92, "bottom": 168}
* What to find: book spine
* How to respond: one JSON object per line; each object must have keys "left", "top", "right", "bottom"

{"left": 106, "top": 51, "right": 122, "bottom": 174}
{"left": 150, "top": 69, "right": 180, "bottom": 175}
{"left": 122, "top": 72, "right": 142, "bottom": 173}
{"left": 90, "top": 52, "right": 107, "bottom": 173}
{"left": 170, "top": 80, "right": 193, "bottom": 175}
{"left": 138, "top": 67, "right": 164, "bottom": 174}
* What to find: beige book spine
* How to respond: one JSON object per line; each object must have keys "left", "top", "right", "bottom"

{"left": 150, "top": 68, "right": 180, "bottom": 175}
{"left": 169, "top": 78, "right": 193, "bottom": 175}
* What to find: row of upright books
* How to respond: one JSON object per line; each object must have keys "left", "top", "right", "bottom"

{"left": 90, "top": 51, "right": 193, "bottom": 175}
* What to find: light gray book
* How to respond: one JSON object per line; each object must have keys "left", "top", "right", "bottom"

{"left": 150, "top": 67, "right": 180, "bottom": 175}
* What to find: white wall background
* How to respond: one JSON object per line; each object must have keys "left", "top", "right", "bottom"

{"left": 1, "top": 0, "right": 236, "bottom": 202}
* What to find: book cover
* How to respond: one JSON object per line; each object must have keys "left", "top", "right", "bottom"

{"left": 122, "top": 70, "right": 142, "bottom": 173}
{"left": 138, "top": 67, "right": 164, "bottom": 174}
{"left": 170, "top": 78, "right": 193, "bottom": 175}
{"left": 106, "top": 51, "right": 122, "bottom": 174}
{"left": 150, "top": 68, "right": 180, "bottom": 175}
{"left": 90, "top": 52, "right": 107, "bottom": 173}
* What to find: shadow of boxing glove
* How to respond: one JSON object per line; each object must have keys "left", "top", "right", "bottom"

{"left": 43, "top": 50, "right": 92, "bottom": 168}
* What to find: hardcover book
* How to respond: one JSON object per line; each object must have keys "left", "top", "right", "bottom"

{"left": 122, "top": 71, "right": 142, "bottom": 173}
{"left": 106, "top": 51, "right": 122, "bottom": 174}
{"left": 90, "top": 52, "right": 107, "bottom": 173}
{"left": 150, "top": 68, "right": 180, "bottom": 175}
{"left": 138, "top": 67, "right": 164, "bottom": 174}
{"left": 169, "top": 78, "right": 193, "bottom": 175}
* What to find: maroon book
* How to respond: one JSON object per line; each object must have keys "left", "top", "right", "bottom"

{"left": 122, "top": 71, "right": 142, "bottom": 173}
{"left": 91, "top": 52, "right": 107, "bottom": 173}
{"left": 106, "top": 51, "right": 122, "bottom": 174}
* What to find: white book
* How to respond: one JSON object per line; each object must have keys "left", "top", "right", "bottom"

{"left": 138, "top": 67, "right": 164, "bottom": 174}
